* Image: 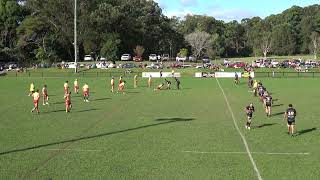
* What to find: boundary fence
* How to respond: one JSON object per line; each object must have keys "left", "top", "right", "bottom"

{"left": 3, "top": 71, "right": 138, "bottom": 78}
{"left": 2, "top": 71, "right": 320, "bottom": 78}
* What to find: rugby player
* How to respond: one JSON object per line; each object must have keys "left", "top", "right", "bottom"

{"left": 64, "top": 91, "right": 72, "bottom": 113}
{"left": 284, "top": 104, "right": 297, "bottom": 136}
{"left": 148, "top": 75, "right": 152, "bottom": 88}
{"left": 29, "top": 82, "right": 35, "bottom": 96}
{"left": 235, "top": 73, "right": 239, "bottom": 85}
{"left": 82, "top": 83, "right": 90, "bottom": 102}
{"left": 134, "top": 75, "right": 138, "bottom": 88}
{"left": 245, "top": 103, "right": 255, "bottom": 130}
{"left": 154, "top": 83, "right": 165, "bottom": 91}
{"left": 264, "top": 93, "right": 273, "bottom": 116}
{"left": 110, "top": 77, "right": 115, "bottom": 92}
{"left": 165, "top": 79, "right": 171, "bottom": 89}
{"left": 31, "top": 89, "right": 40, "bottom": 114}
{"left": 118, "top": 80, "right": 126, "bottom": 94}
{"left": 64, "top": 81, "right": 69, "bottom": 94}
{"left": 175, "top": 77, "right": 181, "bottom": 90}
{"left": 42, "top": 84, "right": 49, "bottom": 105}
{"left": 74, "top": 79, "right": 79, "bottom": 94}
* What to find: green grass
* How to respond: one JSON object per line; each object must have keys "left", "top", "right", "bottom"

{"left": 0, "top": 76, "right": 319, "bottom": 179}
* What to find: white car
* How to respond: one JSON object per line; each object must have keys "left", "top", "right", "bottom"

{"left": 96, "top": 62, "right": 109, "bottom": 69}
{"left": 176, "top": 56, "right": 187, "bottom": 62}
{"left": 121, "top": 54, "right": 131, "bottom": 61}
{"left": 100, "top": 57, "right": 106, "bottom": 61}
{"left": 65, "top": 62, "right": 78, "bottom": 69}
{"left": 84, "top": 55, "right": 93, "bottom": 61}
{"left": 149, "top": 54, "right": 157, "bottom": 61}
{"left": 108, "top": 63, "right": 116, "bottom": 68}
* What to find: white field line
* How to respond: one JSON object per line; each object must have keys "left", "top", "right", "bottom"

{"left": 182, "top": 150, "right": 310, "bottom": 156}
{"left": 42, "top": 148, "right": 102, "bottom": 152}
{"left": 215, "top": 78, "right": 263, "bottom": 180}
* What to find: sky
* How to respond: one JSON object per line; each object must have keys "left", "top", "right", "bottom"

{"left": 154, "top": 0, "right": 319, "bottom": 21}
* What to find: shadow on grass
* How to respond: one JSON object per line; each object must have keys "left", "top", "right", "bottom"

{"left": 0, "top": 118, "right": 194, "bottom": 156}
{"left": 270, "top": 112, "right": 284, "bottom": 117}
{"left": 42, "top": 109, "right": 66, "bottom": 114}
{"left": 296, "top": 128, "right": 317, "bottom": 136}
{"left": 255, "top": 123, "right": 277, "bottom": 129}
{"left": 93, "top": 98, "right": 111, "bottom": 101}
{"left": 126, "top": 91, "right": 140, "bottom": 94}
{"left": 52, "top": 101, "right": 64, "bottom": 105}
{"left": 77, "top": 108, "right": 99, "bottom": 113}
{"left": 272, "top": 104, "right": 284, "bottom": 107}
{"left": 273, "top": 99, "right": 279, "bottom": 102}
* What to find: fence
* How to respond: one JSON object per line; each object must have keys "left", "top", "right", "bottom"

{"left": 3, "top": 71, "right": 320, "bottom": 78}
{"left": 4, "top": 71, "right": 139, "bottom": 78}
{"left": 254, "top": 71, "right": 320, "bottom": 78}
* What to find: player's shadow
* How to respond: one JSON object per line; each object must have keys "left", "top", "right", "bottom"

{"left": 93, "top": 98, "right": 111, "bottom": 101}
{"left": 272, "top": 104, "right": 284, "bottom": 107}
{"left": 126, "top": 91, "right": 140, "bottom": 94}
{"left": 296, "top": 128, "right": 317, "bottom": 136}
{"left": 270, "top": 112, "right": 284, "bottom": 117}
{"left": 0, "top": 118, "right": 194, "bottom": 156}
{"left": 255, "top": 123, "right": 277, "bottom": 129}
{"left": 52, "top": 101, "right": 64, "bottom": 105}
{"left": 42, "top": 109, "right": 66, "bottom": 114}
{"left": 77, "top": 108, "right": 99, "bottom": 113}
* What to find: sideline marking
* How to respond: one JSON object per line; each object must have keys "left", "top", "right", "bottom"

{"left": 215, "top": 78, "right": 263, "bottom": 180}
{"left": 182, "top": 150, "right": 310, "bottom": 156}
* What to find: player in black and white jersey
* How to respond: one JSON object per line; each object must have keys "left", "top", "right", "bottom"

{"left": 284, "top": 104, "right": 297, "bottom": 136}
{"left": 244, "top": 103, "right": 255, "bottom": 130}
{"left": 264, "top": 93, "right": 273, "bottom": 117}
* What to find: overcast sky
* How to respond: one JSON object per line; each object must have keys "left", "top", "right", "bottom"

{"left": 154, "top": 0, "right": 319, "bottom": 21}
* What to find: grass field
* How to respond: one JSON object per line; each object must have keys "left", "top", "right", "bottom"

{"left": 0, "top": 76, "right": 319, "bottom": 180}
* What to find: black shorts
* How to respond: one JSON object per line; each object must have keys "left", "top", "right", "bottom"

{"left": 266, "top": 103, "right": 271, "bottom": 107}
{"left": 287, "top": 120, "right": 295, "bottom": 125}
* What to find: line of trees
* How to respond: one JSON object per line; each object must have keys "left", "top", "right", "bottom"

{"left": 0, "top": 0, "right": 320, "bottom": 65}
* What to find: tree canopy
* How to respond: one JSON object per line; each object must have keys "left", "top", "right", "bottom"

{"left": 0, "top": 1, "right": 320, "bottom": 64}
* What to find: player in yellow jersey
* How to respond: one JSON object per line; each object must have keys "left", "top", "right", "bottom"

{"left": 31, "top": 89, "right": 40, "bottom": 114}
{"left": 42, "top": 84, "right": 49, "bottom": 105}
{"left": 253, "top": 80, "right": 258, "bottom": 96}
{"left": 110, "top": 77, "right": 115, "bottom": 92}
{"left": 82, "top": 83, "right": 90, "bottom": 102}
{"left": 74, "top": 79, "right": 79, "bottom": 94}
{"left": 64, "top": 81, "right": 69, "bottom": 94}
{"left": 134, "top": 75, "right": 138, "bottom": 88}
{"left": 117, "top": 81, "right": 126, "bottom": 94}
{"left": 148, "top": 75, "right": 152, "bottom": 88}
{"left": 28, "top": 82, "right": 35, "bottom": 96}
{"left": 154, "top": 83, "right": 164, "bottom": 91}
{"left": 64, "top": 91, "right": 72, "bottom": 113}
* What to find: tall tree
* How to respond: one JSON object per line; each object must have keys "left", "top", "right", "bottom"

{"left": 185, "top": 31, "right": 212, "bottom": 58}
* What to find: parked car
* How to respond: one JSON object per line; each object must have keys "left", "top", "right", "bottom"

{"left": 146, "top": 63, "right": 163, "bottom": 69}
{"left": 149, "top": 54, "right": 157, "bottom": 61}
{"left": 189, "top": 55, "right": 197, "bottom": 62}
{"left": 229, "top": 61, "right": 246, "bottom": 68}
{"left": 96, "top": 61, "right": 109, "bottom": 69}
{"left": 121, "top": 54, "right": 132, "bottom": 61}
{"left": 108, "top": 63, "right": 116, "bottom": 68}
{"left": 176, "top": 56, "right": 187, "bottom": 62}
{"left": 99, "top": 57, "right": 107, "bottom": 61}
{"left": 122, "top": 63, "right": 136, "bottom": 68}
{"left": 65, "top": 62, "right": 78, "bottom": 69}
{"left": 202, "top": 56, "right": 211, "bottom": 63}
{"left": 161, "top": 54, "right": 170, "bottom": 61}
{"left": 84, "top": 55, "right": 93, "bottom": 61}
{"left": 133, "top": 56, "right": 142, "bottom": 62}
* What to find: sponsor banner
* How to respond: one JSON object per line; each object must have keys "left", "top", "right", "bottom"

{"left": 142, "top": 72, "right": 181, "bottom": 78}
{"left": 195, "top": 72, "right": 255, "bottom": 78}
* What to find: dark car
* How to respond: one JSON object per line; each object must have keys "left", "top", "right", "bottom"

{"left": 133, "top": 56, "right": 142, "bottom": 62}
{"left": 202, "top": 56, "right": 211, "bottom": 63}
{"left": 122, "top": 63, "right": 136, "bottom": 68}
{"left": 189, "top": 55, "right": 197, "bottom": 62}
